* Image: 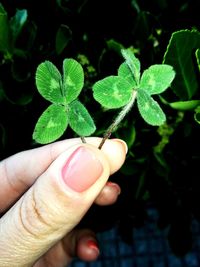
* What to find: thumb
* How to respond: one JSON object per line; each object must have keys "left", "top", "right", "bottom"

{"left": 0, "top": 142, "right": 126, "bottom": 266}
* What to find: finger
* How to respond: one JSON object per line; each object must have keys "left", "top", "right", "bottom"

{"left": 63, "top": 229, "right": 100, "bottom": 262}
{"left": 0, "top": 138, "right": 127, "bottom": 212}
{"left": 0, "top": 142, "right": 126, "bottom": 266}
{"left": 34, "top": 229, "right": 99, "bottom": 267}
{"left": 95, "top": 182, "right": 121, "bottom": 206}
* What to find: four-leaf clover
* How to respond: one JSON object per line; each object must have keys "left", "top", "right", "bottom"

{"left": 33, "top": 59, "right": 96, "bottom": 144}
{"left": 93, "top": 48, "right": 176, "bottom": 126}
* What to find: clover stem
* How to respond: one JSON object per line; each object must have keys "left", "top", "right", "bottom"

{"left": 81, "top": 136, "right": 86, "bottom": 143}
{"left": 98, "top": 90, "right": 137, "bottom": 149}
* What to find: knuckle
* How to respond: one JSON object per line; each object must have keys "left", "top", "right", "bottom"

{"left": 18, "top": 188, "right": 54, "bottom": 239}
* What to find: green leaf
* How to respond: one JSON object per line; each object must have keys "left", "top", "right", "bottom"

{"left": 10, "top": 9, "right": 27, "bottom": 44}
{"left": 194, "top": 106, "right": 200, "bottom": 124}
{"left": 196, "top": 49, "right": 200, "bottom": 72}
{"left": 0, "top": 3, "right": 10, "bottom": 53}
{"left": 118, "top": 62, "right": 137, "bottom": 87}
{"left": 169, "top": 100, "right": 200, "bottom": 111}
{"left": 163, "top": 29, "right": 200, "bottom": 100}
{"left": 63, "top": 58, "right": 84, "bottom": 104}
{"left": 36, "top": 61, "right": 64, "bottom": 104}
{"left": 137, "top": 89, "right": 166, "bottom": 126}
{"left": 55, "top": 24, "right": 72, "bottom": 55}
{"left": 106, "top": 39, "right": 124, "bottom": 54}
{"left": 93, "top": 76, "right": 133, "bottom": 109}
{"left": 68, "top": 100, "right": 96, "bottom": 136}
{"left": 121, "top": 48, "right": 140, "bottom": 85}
{"left": 33, "top": 104, "right": 68, "bottom": 144}
{"left": 139, "top": 64, "right": 175, "bottom": 95}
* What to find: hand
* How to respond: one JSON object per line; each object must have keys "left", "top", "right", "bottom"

{"left": 0, "top": 137, "right": 127, "bottom": 267}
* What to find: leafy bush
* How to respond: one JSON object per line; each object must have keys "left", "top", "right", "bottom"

{"left": 0, "top": 0, "right": 200, "bottom": 256}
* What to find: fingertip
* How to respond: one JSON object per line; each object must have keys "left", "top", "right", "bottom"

{"left": 76, "top": 236, "right": 100, "bottom": 262}
{"left": 112, "top": 139, "right": 128, "bottom": 155}
{"left": 95, "top": 182, "right": 121, "bottom": 206}
{"left": 100, "top": 139, "right": 128, "bottom": 174}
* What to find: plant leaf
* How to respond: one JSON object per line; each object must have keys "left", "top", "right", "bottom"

{"left": 36, "top": 61, "right": 64, "bottom": 104}
{"left": 121, "top": 48, "right": 140, "bottom": 85}
{"left": 196, "top": 48, "right": 200, "bottom": 72}
{"left": 68, "top": 100, "right": 96, "bottom": 136}
{"left": 93, "top": 76, "right": 133, "bottom": 109}
{"left": 137, "top": 89, "right": 166, "bottom": 126}
{"left": 33, "top": 104, "right": 68, "bottom": 144}
{"left": 169, "top": 100, "right": 200, "bottom": 111}
{"left": 163, "top": 29, "right": 200, "bottom": 100}
{"left": 106, "top": 39, "right": 124, "bottom": 54}
{"left": 55, "top": 24, "right": 72, "bottom": 55}
{"left": 118, "top": 62, "right": 137, "bottom": 87}
{"left": 139, "top": 64, "right": 175, "bottom": 95}
{"left": 63, "top": 58, "right": 84, "bottom": 104}
{"left": 0, "top": 3, "right": 10, "bottom": 53}
{"left": 10, "top": 9, "right": 28, "bottom": 44}
{"left": 194, "top": 106, "right": 200, "bottom": 124}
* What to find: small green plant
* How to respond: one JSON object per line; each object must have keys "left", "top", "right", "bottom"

{"left": 33, "top": 59, "right": 96, "bottom": 144}
{"left": 93, "top": 49, "right": 175, "bottom": 148}
{"left": 33, "top": 49, "right": 175, "bottom": 146}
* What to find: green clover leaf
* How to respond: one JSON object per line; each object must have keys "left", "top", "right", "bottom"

{"left": 93, "top": 76, "right": 133, "bottom": 109}
{"left": 36, "top": 61, "right": 64, "bottom": 104}
{"left": 139, "top": 64, "right": 175, "bottom": 95}
{"left": 137, "top": 89, "right": 166, "bottom": 126}
{"left": 63, "top": 58, "right": 84, "bottom": 104}
{"left": 118, "top": 62, "right": 137, "bottom": 87}
{"left": 121, "top": 48, "right": 140, "bottom": 85}
{"left": 33, "top": 104, "right": 68, "bottom": 144}
{"left": 68, "top": 100, "right": 96, "bottom": 136}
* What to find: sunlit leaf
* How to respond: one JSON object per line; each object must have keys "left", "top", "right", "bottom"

{"left": 68, "top": 100, "right": 96, "bottom": 136}
{"left": 36, "top": 61, "right": 64, "bottom": 104}
{"left": 63, "top": 58, "right": 84, "bottom": 103}
{"left": 169, "top": 100, "right": 200, "bottom": 111}
{"left": 33, "top": 104, "right": 68, "bottom": 144}
{"left": 137, "top": 89, "right": 166, "bottom": 126}
{"left": 140, "top": 64, "right": 175, "bottom": 95}
{"left": 121, "top": 48, "right": 140, "bottom": 85}
{"left": 93, "top": 76, "right": 133, "bottom": 108}
{"left": 118, "top": 62, "right": 137, "bottom": 87}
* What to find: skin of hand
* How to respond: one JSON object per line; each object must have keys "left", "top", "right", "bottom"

{"left": 0, "top": 137, "right": 127, "bottom": 267}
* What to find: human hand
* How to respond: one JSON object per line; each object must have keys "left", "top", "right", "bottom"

{"left": 0, "top": 137, "right": 127, "bottom": 267}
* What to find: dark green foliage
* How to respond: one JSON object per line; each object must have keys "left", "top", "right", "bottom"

{"left": 0, "top": 0, "right": 200, "bottom": 256}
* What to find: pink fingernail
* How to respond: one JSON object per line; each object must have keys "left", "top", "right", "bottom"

{"left": 62, "top": 147, "right": 103, "bottom": 192}
{"left": 106, "top": 182, "right": 121, "bottom": 195}
{"left": 87, "top": 240, "right": 100, "bottom": 255}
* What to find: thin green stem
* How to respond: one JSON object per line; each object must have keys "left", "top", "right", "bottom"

{"left": 98, "top": 90, "right": 137, "bottom": 149}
